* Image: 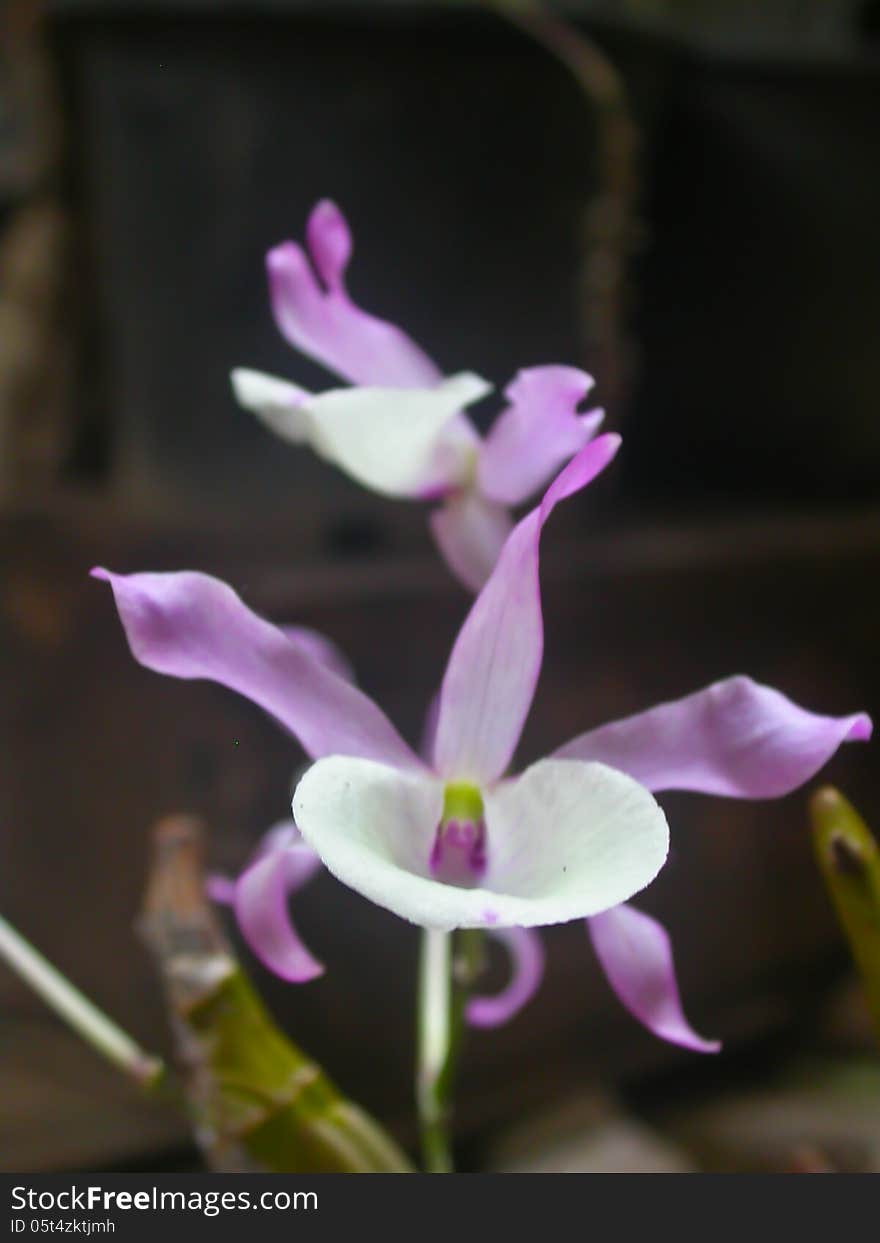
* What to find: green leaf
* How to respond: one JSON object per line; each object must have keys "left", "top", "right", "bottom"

{"left": 810, "top": 787, "right": 880, "bottom": 1049}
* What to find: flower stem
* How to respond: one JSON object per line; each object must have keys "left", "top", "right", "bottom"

{"left": 416, "top": 928, "right": 453, "bottom": 1172}
{"left": 415, "top": 927, "right": 484, "bottom": 1173}
{"left": 0, "top": 912, "right": 164, "bottom": 1088}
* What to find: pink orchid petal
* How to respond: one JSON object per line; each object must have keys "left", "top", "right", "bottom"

{"left": 466, "top": 926, "right": 545, "bottom": 1028}
{"left": 92, "top": 569, "right": 424, "bottom": 772}
{"left": 280, "top": 625, "right": 355, "bottom": 684}
{"left": 234, "top": 842, "right": 324, "bottom": 983}
{"left": 207, "top": 821, "right": 303, "bottom": 905}
{"left": 589, "top": 904, "right": 720, "bottom": 1053}
{"left": 433, "top": 434, "right": 622, "bottom": 784}
{"left": 555, "top": 676, "right": 872, "bottom": 797}
{"left": 305, "top": 198, "right": 352, "bottom": 290}
{"left": 478, "top": 366, "right": 604, "bottom": 506}
{"left": 267, "top": 200, "right": 442, "bottom": 389}
{"left": 429, "top": 492, "right": 514, "bottom": 594}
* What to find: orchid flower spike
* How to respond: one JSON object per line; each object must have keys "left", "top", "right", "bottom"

{"left": 231, "top": 199, "right": 605, "bottom": 592}
{"left": 94, "top": 438, "right": 871, "bottom": 1054}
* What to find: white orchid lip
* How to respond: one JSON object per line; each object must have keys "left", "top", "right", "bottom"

{"left": 234, "top": 368, "right": 490, "bottom": 500}
{"left": 292, "top": 756, "right": 670, "bottom": 933}
{"left": 302, "top": 371, "right": 489, "bottom": 498}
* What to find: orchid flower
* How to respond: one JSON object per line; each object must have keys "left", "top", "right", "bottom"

{"left": 93, "top": 435, "right": 871, "bottom": 1055}
{"left": 231, "top": 199, "right": 604, "bottom": 591}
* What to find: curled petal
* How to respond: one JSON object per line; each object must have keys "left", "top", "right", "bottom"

{"left": 294, "top": 372, "right": 489, "bottom": 498}
{"left": 478, "top": 366, "right": 604, "bottom": 506}
{"left": 207, "top": 822, "right": 321, "bottom": 983}
{"left": 293, "top": 755, "right": 667, "bottom": 931}
{"left": 589, "top": 904, "right": 720, "bottom": 1053}
{"left": 209, "top": 823, "right": 305, "bottom": 907}
{"left": 267, "top": 200, "right": 442, "bottom": 388}
{"left": 466, "top": 926, "right": 545, "bottom": 1028}
{"left": 234, "top": 841, "right": 324, "bottom": 983}
{"left": 429, "top": 492, "right": 513, "bottom": 593}
{"left": 230, "top": 368, "right": 311, "bottom": 444}
{"left": 92, "top": 569, "right": 423, "bottom": 772}
{"left": 555, "top": 676, "right": 872, "bottom": 798}
{"left": 433, "top": 434, "right": 621, "bottom": 785}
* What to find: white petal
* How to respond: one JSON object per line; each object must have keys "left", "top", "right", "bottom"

{"left": 230, "top": 367, "right": 311, "bottom": 443}
{"left": 482, "top": 759, "right": 670, "bottom": 923}
{"left": 293, "top": 755, "right": 668, "bottom": 931}
{"left": 300, "top": 371, "right": 490, "bottom": 498}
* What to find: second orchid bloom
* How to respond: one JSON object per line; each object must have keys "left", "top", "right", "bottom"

{"left": 231, "top": 200, "right": 604, "bottom": 591}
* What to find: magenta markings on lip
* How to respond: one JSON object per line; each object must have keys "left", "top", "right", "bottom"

{"left": 429, "top": 818, "right": 487, "bottom": 888}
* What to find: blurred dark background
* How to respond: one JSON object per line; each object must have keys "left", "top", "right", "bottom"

{"left": 1, "top": 0, "right": 878, "bottom": 1171}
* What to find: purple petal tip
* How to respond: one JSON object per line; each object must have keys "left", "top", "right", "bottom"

{"left": 278, "top": 961, "right": 326, "bottom": 985}
{"left": 850, "top": 713, "right": 873, "bottom": 742}
{"left": 312, "top": 197, "right": 343, "bottom": 223}
{"left": 89, "top": 566, "right": 111, "bottom": 582}
{"left": 265, "top": 240, "right": 301, "bottom": 272}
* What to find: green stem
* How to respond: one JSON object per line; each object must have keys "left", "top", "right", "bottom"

{"left": 416, "top": 928, "right": 453, "bottom": 1172}
{"left": 415, "top": 928, "right": 484, "bottom": 1173}
{"left": 0, "top": 912, "right": 164, "bottom": 1088}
